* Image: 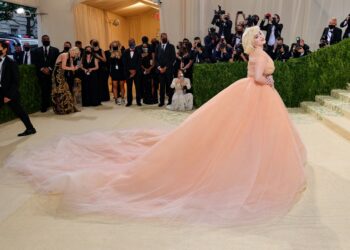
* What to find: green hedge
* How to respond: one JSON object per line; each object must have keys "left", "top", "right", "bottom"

{"left": 0, "top": 65, "right": 41, "bottom": 124}
{"left": 193, "top": 39, "right": 350, "bottom": 107}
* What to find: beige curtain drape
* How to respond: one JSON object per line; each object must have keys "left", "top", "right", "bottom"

{"left": 73, "top": 3, "right": 160, "bottom": 49}
{"left": 161, "top": 0, "right": 350, "bottom": 50}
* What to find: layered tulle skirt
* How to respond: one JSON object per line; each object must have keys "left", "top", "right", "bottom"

{"left": 5, "top": 77, "right": 307, "bottom": 225}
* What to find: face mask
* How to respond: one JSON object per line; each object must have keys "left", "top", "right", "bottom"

{"left": 329, "top": 25, "right": 335, "bottom": 29}
{"left": 161, "top": 38, "right": 168, "bottom": 44}
{"left": 86, "top": 51, "right": 91, "bottom": 55}
{"left": 93, "top": 42, "right": 99, "bottom": 47}
{"left": 272, "top": 18, "right": 278, "bottom": 25}
{"left": 237, "top": 30, "right": 243, "bottom": 34}
{"left": 0, "top": 50, "right": 3, "bottom": 56}
{"left": 43, "top": 41, "right": 50, "bottom": 47}
{"left": 129, "top": 43, "right": 135, "bottom": 49}
{"left": 24, "top": 47, "right": 30, "bottom": 52}
{"left": 112, "top": 46, "right": 118, "bottom": 51}
{"left": 64, "top": 47, "right": 70, "bottom": 52}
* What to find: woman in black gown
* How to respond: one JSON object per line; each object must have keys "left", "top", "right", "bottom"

{"left": 90, "top": 39, "right": 110, "bottom": 102}
{"left": 81, "top": 46, "right": 100, "bottom": 107}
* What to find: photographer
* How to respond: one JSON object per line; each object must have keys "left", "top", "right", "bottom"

{"left": 340, "top": 14, "right": 350, "bottom": 39}
{"left": 290, "top": 38, "right": 310, "bottom": 58}
{"left": 211, "top": 5, "right": 232, "bottom": 43}
{"left": 321, "top": 18, "right": 342, "bottom": 45}
{"left": 191, "top": 37, "right": 208, "bottom": 64}
{"left": 204, "top": 27, "right": 219, "bottom": 62}
{"left": 236, "top": 11, "right": 259, "bottom": 28}
{"left": 260, "top": 13, "right": 283, "bottom": 57}
{"left": 273, "top": 37, "right": 290, "bottom": 62}
{"left": 214, "top": 37, "right": 232, "bottom": 62}
{"left": 230, "top": 24, "right": 248, "bottom": 62}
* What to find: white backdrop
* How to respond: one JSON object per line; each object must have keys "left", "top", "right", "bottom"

{"left": 160, "top": 0, "right": 350, "bottom": 50}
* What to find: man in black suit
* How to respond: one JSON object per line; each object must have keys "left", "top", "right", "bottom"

{"left": 33, "top": 35, "right": 59, "bottom": 112}
{"left": 13, "top": 44, "right": 24, "bottom": 65}
{"left": 0, "top": 41, "right": 36, "bottom": 136}
{"left": 321, "top": 18, "right": 342, "bottom": 45}
{"left": 340, "top": 15, "right": 350, "bottom": 39}
{"left": 260, "top": 13, "right": 283, "bottom": 57}
{"left": 155, "top": 33, "right": 176, "bottom": 107}
{"left": 122, "top": 38, "right": 142, "bottom": 106}
{"left": 16, "top": 42, "right": 35, "bottom": 65}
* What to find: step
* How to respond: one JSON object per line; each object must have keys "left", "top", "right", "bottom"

{"left": 331, "top": 89, "right": 350, "bottom": 103}
{"left": 315, "top": 95, "right": 350, "bottom": 120}
{"left": 301, "top": 101, "right": 350, "bottom": 141}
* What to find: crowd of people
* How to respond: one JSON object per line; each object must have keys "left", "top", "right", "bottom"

{"left": 2, "top": 7, "right": 350, "bottom": 136}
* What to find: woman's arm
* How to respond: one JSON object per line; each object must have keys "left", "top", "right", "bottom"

{"left": 89, "top": 58, "right": 99, "bottom": 71}
{"left": 61, "top": 53, "right": 76, "bottom": 71}
{"left": 185, "top": 78, "right": 191, "bottom": 90}
{"left": 252, "top": 53, "right": 272, "bottom": 86}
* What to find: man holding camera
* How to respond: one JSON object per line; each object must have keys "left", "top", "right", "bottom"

{"left": 321, "top": 18, "right": 342, "bottom": 45}
{"left": 204, "top": 27, "right": 219, "bottom": 62}
{"left": 214, "top": 37, "right": 232, "bottom": 62}
{"left": 340, "top": 14, "right": 350, "bottom": 39}
{"left": 230, "top": 24, "right": 247, "bottom": 62}
{"left": 211, "top": 6, "right": 232, "bottom": 43}
{"left": 272, "top": 37, "right": 290, "bottom": 61}
{"left": 260, "top": 13, "right": 283, "bottom": 57}
{"left": 290, "top": 38, "right": 310, "bottom": 58}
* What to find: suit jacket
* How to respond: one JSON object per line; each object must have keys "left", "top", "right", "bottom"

{"left": 0, "top": 56, "right": 20, "bottom": 100}
{"left": 340, "top": 19, "right": 350, "bottom": 39}
{"left": 33, "top": 46, "right": 59, "bottom": 72}
{"left": 155, "top": 43, "right": 176, "bottom": 73}
{"left": 122, "top": 48, "right": 142, "bottom": 79}
{"left": 260, "top": 20, "right": 283, "bottom": 44}
{"left": 321, "top": 27, "right": 342, "bottom": 45}
{"left": 14, "top": 51, "right": 35, "bottom": 65}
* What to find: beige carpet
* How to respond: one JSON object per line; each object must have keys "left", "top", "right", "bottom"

{"left": 0, "top": 102, "right": 349, "bottom": 250}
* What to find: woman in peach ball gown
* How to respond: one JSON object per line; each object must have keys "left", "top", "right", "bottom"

{"left": 5, "top": 26, "right": 306, "bottom": 225}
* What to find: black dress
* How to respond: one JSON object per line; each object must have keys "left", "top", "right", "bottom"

{"left": 106, "top": 51, "right": 126, "bottom": 81}
{"left": 82, "top": 57, "right": 100, "bottom": 107}
{"left": 95, "top": 49, "right": 110, "bottom": 102}
{"left": 141, "top": 52, "right": 153, "bottom": 104}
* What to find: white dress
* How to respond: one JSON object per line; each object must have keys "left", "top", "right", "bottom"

{"left": 167, "top": 78, "right": 193, "bottom": 111}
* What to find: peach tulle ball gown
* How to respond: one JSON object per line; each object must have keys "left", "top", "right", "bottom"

{"left": 5, "top": 48, "right": 306, "bottom": 225}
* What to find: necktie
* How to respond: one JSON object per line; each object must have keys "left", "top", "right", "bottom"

{"left": 162, "top": 44, "right": 165, "bottom": 51}
{"left": 24, "top": 53, "right": 28, "bottom": 65}
{"left": 44, "top": 47, "right": 48, "bottom": 61}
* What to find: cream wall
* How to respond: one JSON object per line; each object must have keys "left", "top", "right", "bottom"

{"left": 160, "top": 0, "right": 350, "bottom": 50}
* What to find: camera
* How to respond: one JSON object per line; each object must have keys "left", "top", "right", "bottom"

{"left": 276, "top": 45, "right": 283, "bottom": 51}
{"left": 246, "top": 15, "right": 256, "bottom": 27}
{"left": 214, "top": 5, "right": 225, "bottom": 16}
{"left": 265, "top": 13, "right": 271, "bottom": 19}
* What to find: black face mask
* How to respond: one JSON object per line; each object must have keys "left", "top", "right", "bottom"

{"left": 237, "top": 30, "right": 243, "bottom": 35}
{"left": 112, "top": 46, "right": 118, "bottom": 51}
{"left": 272, "top": 19, "right": 278, "bottom": 25}
{"left": 64, "top": 47, "right": 70, "bottom": 52}
{"left": 329, "top": 25, "right": 335, "bottom": 29}
{"left": 129, "top": 43, "right": 135, "bottom": 49}
{"left": 161, "top": 38, "right": 168, "bottom": 44}
{"left": 85, "top": 51, "right": 92, "bottom": 55}
{"left": 24, "top": 47, "right": 30, "bottom": 52}
{"left": 43, "top": 41, "right": 50, "bottom": 47}
{"left": 93, "top": 42, "right": 99, "bottom": 47}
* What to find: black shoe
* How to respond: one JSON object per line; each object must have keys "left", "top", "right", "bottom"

{"left": 158, "top": 103, "right": 164, "bottom": 107}
{"left": 137, "top": 103, "right": 142, "bottom": 106}
{"left": 40, "top": 108, "right": 47, "bottom": 113}
{"left": 126, "top": 103, "right": 132, "bottom": 107}
{"left": 18, "top": 128, "right": 36, "bottom": 137}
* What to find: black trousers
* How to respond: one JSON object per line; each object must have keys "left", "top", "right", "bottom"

{"left": 38, "top": 73, "right": 52, "bottom": 111}
{"left": 126, "top": 75, "right": 141, "bottom": 105}
{"left": 159, "top": 71, "right": 174, "bottom": 105}
{"left": 152, "top": 72, "right": 159, "bottom": 103}
{"left": 0, "top": 91, "right": 34, "bottom": 130}
{"left": 141, "top": 73, "right": 153, "bottom": 104}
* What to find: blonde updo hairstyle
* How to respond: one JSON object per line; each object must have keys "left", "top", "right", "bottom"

{"left": 243, "top": 26, "right": 261, "bottom": 55}
{"left": 69, "top": 46, "right": 81, "bottom": 57}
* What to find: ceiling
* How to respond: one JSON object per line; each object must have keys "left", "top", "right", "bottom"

{"left": 82, "top": 0, "right": 159, "bottom": 17}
